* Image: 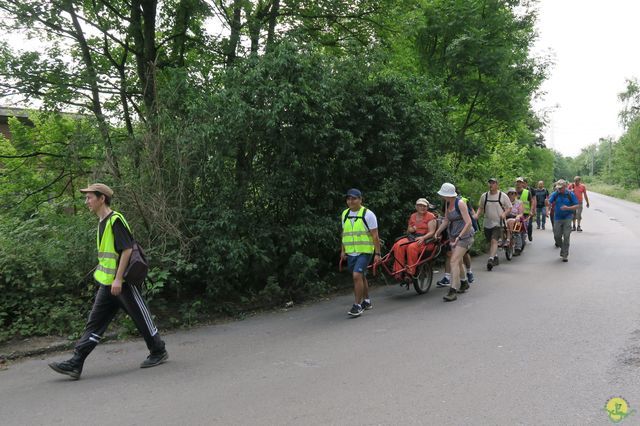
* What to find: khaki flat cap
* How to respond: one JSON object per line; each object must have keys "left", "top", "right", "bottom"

{"left": 79, "top": 183, "right": 114, "bottom": 197}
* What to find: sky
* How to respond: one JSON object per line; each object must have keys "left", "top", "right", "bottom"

{"left": 533, "top": 0, "right": 640, "bottom": 157}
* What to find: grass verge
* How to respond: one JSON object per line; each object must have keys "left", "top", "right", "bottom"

{"left": 587, "top": 182, "right": 640, "bottom": 204}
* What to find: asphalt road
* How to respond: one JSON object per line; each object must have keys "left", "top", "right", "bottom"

{"left": 2, "top": 192, "right": 639, "bottom": 425}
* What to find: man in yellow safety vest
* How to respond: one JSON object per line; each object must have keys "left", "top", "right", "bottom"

{"left": 49, "top": 183, "right": 168, "bottom": 380}
{"left": 340, "top": 188, "right": 381, "bottom": 317}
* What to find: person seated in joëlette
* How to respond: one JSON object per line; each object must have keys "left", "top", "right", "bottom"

{"left": 391, "top": 198, "right": 438, "bottom": 277}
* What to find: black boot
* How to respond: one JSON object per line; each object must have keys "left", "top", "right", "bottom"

{"left": 140, "top": 349, "right": 169, "bottom": 368}
{"left": 49, "top": 352, "right": 84, "bottom": 380}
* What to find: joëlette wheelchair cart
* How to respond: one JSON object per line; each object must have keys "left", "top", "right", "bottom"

{"left": 341, "top": 236, "right": 446, "bottom": 295}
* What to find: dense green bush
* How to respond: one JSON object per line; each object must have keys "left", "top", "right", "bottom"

{"left": 148, "top": 46, "right": 450, "bottom": 305}
{"left": 0, "top": 212, "right": 95, "bottom": 342}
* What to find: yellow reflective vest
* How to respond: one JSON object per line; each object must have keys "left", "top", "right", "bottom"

{"left": 341, "top": 207, "right": 374, "bottom": 254}
{"left": 519, "top": 189, "right": 531, "bottom": 214}
{"left": 94, "top": 211, "right": 132, "bottom": 286}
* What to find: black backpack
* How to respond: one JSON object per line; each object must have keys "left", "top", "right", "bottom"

{"left": 482, "top": 191, "right": 506, "bottom": 213}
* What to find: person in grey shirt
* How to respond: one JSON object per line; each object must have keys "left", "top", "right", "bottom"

{"left": 475, "top": 178, "right": 512, "bottom": 270}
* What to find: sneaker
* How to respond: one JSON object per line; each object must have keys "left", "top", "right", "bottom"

{"left": 436, "top": 276, "right": 450, "bottom": 288}
{"left": 542, "top": 225, "right": 545, "bottom": 230}
{"left": 443, "top": 288, "right": 457, "bottom": 302}
{"left": 48, "top": 360, "right": 82, "bottom": 380}
{"left": 361, "top": 299, "right": 372, "bottom": 310}
{"left": 536, "top": 225, "right": 540, "bottom": 229}
{"left": 493, "top": 255, "right": 499, "bottom": 266}
{"left": 487, "top": 257, "right": 494, "bottom": 271}
{"left": 577, "top": 226, "right": 582, "bottom": 232}
{"left": 140, "top": 350, "right": 169, "bottom": 368}
{"left": 466, "top": 271, "right": 474, "bottom": 283}
{"left": 458, "top": 280, "right": 470, "bottom": 293}
{"left": 348, "top": 304, "right": 364, "bottom": 317}
{"left": 571, "top": 225, "right": 576, "bottom": 231}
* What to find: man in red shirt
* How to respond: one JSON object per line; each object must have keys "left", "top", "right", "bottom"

{"left": 568, "top": 176, "right": 590, "bottom": 232}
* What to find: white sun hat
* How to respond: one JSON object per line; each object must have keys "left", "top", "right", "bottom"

{"left": 437, "top": 182, "right": 457, "bottom": 198}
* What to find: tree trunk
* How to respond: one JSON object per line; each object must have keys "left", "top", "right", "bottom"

{"left": 65, "top": 1, "right": 120, "bottom": 177}
{"left": 225, "top": 0, "right": 243, "bottom": 66}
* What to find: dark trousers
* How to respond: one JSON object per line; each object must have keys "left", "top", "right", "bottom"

{"left": 535, "top": 207, "right": 547, "bottom": 228}
{"left": 74, "top": 283, "right": 164, "bottom": 361}
{"left": 525, "top": 214, "right": 533, "bottom": 240}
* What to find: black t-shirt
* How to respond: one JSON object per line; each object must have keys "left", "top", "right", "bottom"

{"left": 534, "top": 188, "right": 549, "bottom": 207}
{"left": 99, "top": 212, "right": 134, "bottom": 255}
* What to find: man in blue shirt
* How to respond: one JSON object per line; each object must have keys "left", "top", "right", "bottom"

{"left": 548, "top": 179, "right": 579, "bottom": 262}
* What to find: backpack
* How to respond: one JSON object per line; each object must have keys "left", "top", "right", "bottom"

{"left": 482, "top": 191, "right": 506, "bottom": 213}
{"left": 454, "top": 198, "right": 479, "bottom": 232}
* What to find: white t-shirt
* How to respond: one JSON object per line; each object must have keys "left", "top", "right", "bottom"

{"left": 343, "top": 208, "right": 378, "bottom": 256}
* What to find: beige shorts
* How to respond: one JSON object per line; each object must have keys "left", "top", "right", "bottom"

{"left": 574, "top": 203, "right": 583, "bottom": 220}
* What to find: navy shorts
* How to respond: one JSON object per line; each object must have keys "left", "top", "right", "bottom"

{"left": 347, "top": 254, "right": 372, "bottom": 275}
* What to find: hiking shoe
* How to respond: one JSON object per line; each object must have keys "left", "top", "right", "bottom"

{"left": 577, "top": 226, "right": 582, "bottom": 232}
{"left": 436, "top": 276, "right": 450, "bottom": 288}
{"left": 466, "top": 271, "right": 474, "bottom": 283}
{"left": 361, "top": 299, "right": 373, "bottom": 310}
{"left": 140, "top": 350, "right": 169, "bottom": 368}
{"left": 536, "top": 225, "right": 540, "bottom": 229}
{"left": 487, "top": 257, "right": 493, "bottom": 271}
{"left": 571, "top": 225, "right": 576, "bottom": 231}
{"left": 562, "top": 257, "right": 568, "bottom": 262}
{"left": 348, "top": 304, "right": 364, "bottom": 317}
{"left": 48, "top": 360, "right": 82, "bottom": 380}
{"left": 493, "top": 256, "right": 499, "bottom": 266}
{"left": 443, "top": 288, "right": 458, "bottom": 302}
{"left": 555, "top": 243, "right": 560, "bottom": 248}
{"left": 542, "top": 225, "right": 545, "bottom": 230}
{"left": 458, "top": 280, "right": 470, "bottom": 293}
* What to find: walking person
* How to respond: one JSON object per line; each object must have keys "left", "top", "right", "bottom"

{"left": 475, "top": 178, "right": 512, "bottom": 270}
{"left": 568, "top": 176, "right": 590, "bottom": 231}
{"left": 548, "top": 180, "right": 579, "bottom": 262}
{"left": 459, "top": 194, "right": 477, "bottom": 283}
{"left": 533, "top": 181, "right": 550, "bottom": 230}
{"left": 340, "top": 188, "right": 381, "bottom": 317}
{"left": 434, "top": 183, "right": 474, "bottom": 302}
{"left": 49, "top": 184, "right": 168, "bottom": 380}
{"left": 516, "top": 177, "right": 536, "bottom": 242}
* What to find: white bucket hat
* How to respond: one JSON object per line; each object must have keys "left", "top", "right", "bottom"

{"left": 437, "top": 182, "right": 457, "bottom": 198}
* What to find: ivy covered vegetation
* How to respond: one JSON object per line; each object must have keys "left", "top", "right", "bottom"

{"left": 0, "top": 0, "right": 554, "bottom": 342}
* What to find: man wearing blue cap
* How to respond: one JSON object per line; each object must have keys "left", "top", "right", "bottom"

{"left": 340, "top": 188, "right": 381, "bottom": 317}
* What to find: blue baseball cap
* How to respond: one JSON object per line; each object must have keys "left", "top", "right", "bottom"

{"left": 345, "top": 188, "right": 362, "bottom": 198}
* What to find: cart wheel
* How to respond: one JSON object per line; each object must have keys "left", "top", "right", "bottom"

{"left": 505, "top": 244, "right": 512, "bottom": 261}
{"left": 414, "top": 262, "right": 433, "bottom": 295}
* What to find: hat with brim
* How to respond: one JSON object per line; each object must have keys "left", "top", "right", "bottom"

{"left": 415, "top": 198, "right": 430, "bottom": 207}
{"left": 487, "top": 178, "right": 498, "bottom": 183}
{"left": 507, "top": 187, "right": 517, "bottom": 194}
{"left": 437, "top": 183, "right": 457, "bottom": 198}
{"left": 516, "top": 177, "right": 525, "bottom": 183}
{"left": 79, "top": 183, "right": 114, "bottom": 197}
